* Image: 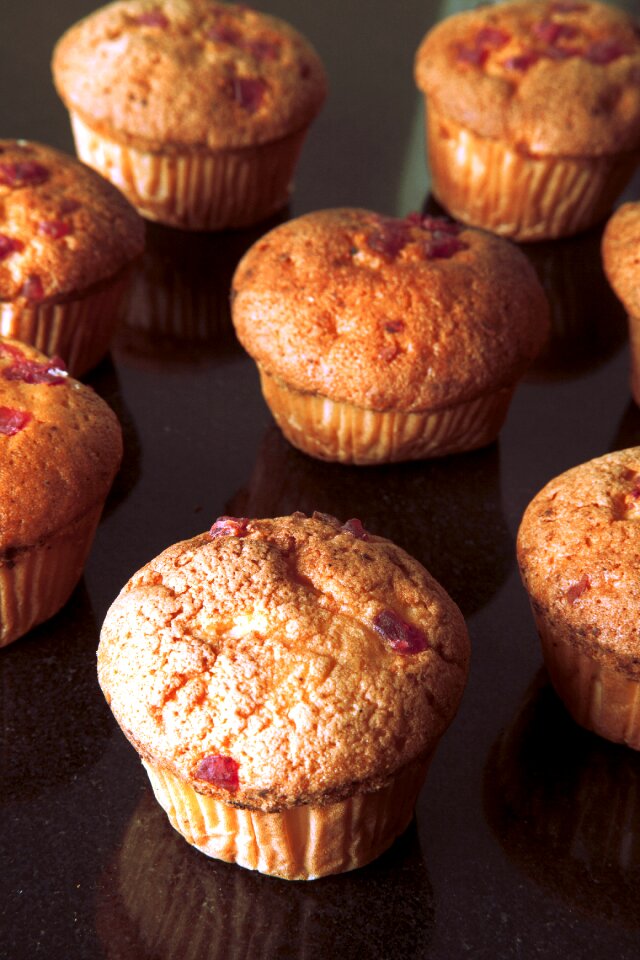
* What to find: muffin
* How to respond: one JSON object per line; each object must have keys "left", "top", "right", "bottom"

{"left": 98, "top": 512, "right": 470, "bottom": 880}
{"left": 231, "top": 208, "right": 550, "bottom": 464}
{"left": 0, "top": 337, "right": 122, "bottom": 648}
{"left": 517, "top": 447, "right": 640, "bottom": 749}
{"left": 602, "top": 201, "right": 640, "bottom": 405}
{"left": 0, "top": 139, "right": 144, "bottom": 376}
{"left": 415, "top": 0, "right": 640, "bottom": 241}
{"left": 52, "top": 0, "right": 327, "bottom": 231}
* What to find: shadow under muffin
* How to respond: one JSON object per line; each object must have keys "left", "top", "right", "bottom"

{"left": 483, "top": 669, "right": 640, "bottom": 929}
{"left": 227, "top": 423, "right": 512, "bottom": 617}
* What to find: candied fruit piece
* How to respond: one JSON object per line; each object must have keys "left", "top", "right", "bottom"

{"left": 341, "top": 518, "right": 370, "bottom": 540}
{"left": 231, "top": 75, "right": 267, "bottom": 112}
{"left": 0, "top": 234, "right": 23, "bottom": 261}
{"left": 0, "top": 161, "right": 49, "bottom": 188}
{"left": 503, "top": 50, "right": 541, "bottom": 70}
{"left": 532, "top": 19, "right": 579, "bottom": 44}
{"left": 475, "top": 26, "right": 510, "bottom": 49}
{"left": 38, "top": 219, "right": 72, "bottom": 240}
{"left": 20, "top": 275, "right": 45, "bottom": 302}
{"left": 373, "top": 609, "right": 429, "bottom": 655}
{"left": 132, "top": 8, "right": 169, "bottom": 27}
{"left": 0, "top": 342, "right": 26, "bottom": 361}
{"left": 456, "top": 44, "right": 489, "bottom": 67}
{"left": 0, "top": 406, "right": 32, "bottom": 436}
{"left": 2, "top": 356, "right": 67, "bottom": 385}
{"left": 365, "top": 220, "right": 411, "bottom": 259}
{"left": 209, "top": 516, "right": 250, "bottom": 538}
{"left": 419, "top": 215, "right": 461, "bottom": 235}
{"left": 425, "top": 233, "right": 468, "bottom": 259}
{"left": 195, "top": 755, "right": 239, "bottom": 791}
{"left": 246, "top": 38, "right": 281, "bottom": 60}
{"left": 567, "top": 575, "right": 590, "bottom": 604}
{"left": 385, "top": 320, "right": 404, "bottom": 333}
{"left": 208, "top": 23, "right": 242, "bottom": 44}
{"left": 584, "top": 39, "right": 628, "bottom": 64}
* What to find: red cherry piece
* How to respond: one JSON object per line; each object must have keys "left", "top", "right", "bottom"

{"left": 0, "top": 234, "right": 24, "bottom": 261}
{"left": 475, "top": 26, "right": 510, "bottom": 49}
{"left": 20, "top": 275, "right": 45, "bottom": 302}
{"left": 533, "top": 19, "right": 579, "bottom": 45}
{"left": 373, "top": 609, "right": 430, "bottom": 655}
{"left": 209, "top": 516, "right": 250, "bottom": 538}
{"left": 419, "top": 215, "right": 462, "bottom": 236}
{"left": 365, "top": 219, "right": 412, "bottom": 259}
{"left": 132, "top": 9, "right": 169, "bottom": 27}
{"left": 231, "top": 76, "right": 267, "bottom": 112}
{"left": 424, "top": 232, "right": 468, "bottom": 259}
{"left": 38, "top": 220, "right": 72, "bottom": 240}
{"left": 341, "top": 518, "right": 370, "bottom": 540}
{"left": 385, "top": 319, "right": 405, "bottom": 333}
{"left": 0, "top": 342, "right": 25, "bottom": 360}
{"left": 0, "top": 406, "right": 32, "bottom": 436}
{"left": 2, "top": 356, "right": 67, "bottom": 385}
{"left": 544, "top": 44, "right": 581, "bottom": 59}
{"left": 456, "top": 44, "right": 489, "bottom": 66}
{"left": 567, "top": 575, "right": 591, "bottom": 603}
{"left": 208, "top": 23, "right": 242, "bottom": 44}
{"left": 0, "top": 161, "right": 50, "bottom": 188}
{"left": 195, "top": 755, "right": 239, "bottom": 791}
{"left": 246, "top": 39, "right": 281, "bottom": 60}
{"left": 584, "top": 40, "right": 628, "bottom": 64}
{"left": 503, "top": 50, "right": 541, "bottom": 70}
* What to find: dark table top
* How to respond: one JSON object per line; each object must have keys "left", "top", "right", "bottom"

{"left": 2, "top": 1, "right": 640, "bottom": 958}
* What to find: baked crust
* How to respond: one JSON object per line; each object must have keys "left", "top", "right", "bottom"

{"left": 602, "top": 201, "right": 640, "bottom": 317}
{"left": 415, "top": 0, "right": 640, "bottom": 157}
{"left": 517, "top": 447, "right": 640, "bottom": 675}
{"left": 98, "top": 513, "right": 470, "bottom": 812}
{"left": 231, "top": 208, "right": 549, "bottom": 412}
{"left": 0, "top": 140, "right": 144, "bottom": 303}
{"left": 0, "top": 337, "right": 122, "bottom": 549}
{"left": 52, "top": 0, "right": 327, "bottom": 152}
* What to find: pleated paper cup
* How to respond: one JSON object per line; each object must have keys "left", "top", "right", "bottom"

{"left": 425, "top": 105, "right": 640, "bottom": 242}
{"left": 142, "top": 753, "right": 431, "bottom": 881}
{"left": 71, "top": 113, "right": 307, "bottom": 232}
{"left": 259, "top": 368, "right": 513, "bottom": 465}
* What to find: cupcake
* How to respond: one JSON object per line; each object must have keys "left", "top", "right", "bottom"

{"left": 0, "top": 139, "right": 144, "bottom": 376}
{"left": 0, "top": 337, "right": 122, "bottom": 648}
{"left": 98, "top": 512, "right": 470, "bottom": 880}
{"left": 414, "top": 0, "right": 640, "bottom": 241}
{"left": 231, "top": 208, "right": 549, "bottom": 465}
{"left": 52, "top": 0, "right": 327, "bottom": 231}
{"left": 517, "top": 447, "right": 640, "bottom": 749}
{"left": 602, "top": 201, "right": 640, "bottom": 405}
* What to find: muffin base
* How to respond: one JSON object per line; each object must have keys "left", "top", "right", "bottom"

{"left": 143, "top": 754, "right": 431, "bottom": 880}
{"left": 70, "top": 114, "right": 306, "bottom": 231}
{"left": 536, "top": 616, "right": 640, "bottom": 750}
{"left": 0, "top": 269, "right": 131, "bottom": 377}
{"left": 259, "top": 368, "right": 513, "bottom": 464}
{"left": 425, "top": 105, "right": 640, "bottom": 241}
{"left": 0, "top": 503, "right": 104, "bottom": 648}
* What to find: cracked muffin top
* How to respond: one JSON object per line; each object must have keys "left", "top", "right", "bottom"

{"left": 52, "top": 0, "right": 327, "bottom": 152}
{"left": 98, "top": 512, "right": 470, "bottom": 812}
{"left": 0, "top": 337, "right": 122, "bottom": 549}
{"left": 232, "top": 208, "right": 549, "bottom": 412}
{"left": 0, "top": 139, "right": 144, "bottom": 306}
{"left": 602, "top": 201, "right": 640, "bottom": 317}
{"left": 517, "top": 447, "right": 640, "bottom": 675}
{"left": 415, "top": 0, "right": 640, "bottom": 156}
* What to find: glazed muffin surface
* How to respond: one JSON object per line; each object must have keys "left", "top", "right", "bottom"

{"left": 517, "top": 448, "right": 640, "bottom": 674}
{"left": 52, "top": 0, "right": 327, "bottom": 153}
{"left": 232, "top": 208, "right": 549, "bottom": 413}
{"left": 415, "top": 0, "right": 640, "bottom": 157}
{"left": 0, "top": 139, "right": 144, "bottom": 306}
{"left": 98, "top": 513, "right": 470, "bottom": 812}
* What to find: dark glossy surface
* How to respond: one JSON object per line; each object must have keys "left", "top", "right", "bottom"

{"left": 3, "top": 1, "right": 640, "bottom": 957}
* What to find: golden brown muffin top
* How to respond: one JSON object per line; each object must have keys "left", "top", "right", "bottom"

{"left": 415, "top": 0, "right": 640, "bottom": 157}
{"left": 517, "top": 447, "right": 640, "bottom": 675}
{"left": 98, "top": 512, "right": 470, "bottom": 811}
{"left": 232, "top": 208, "right": 549, "bottom": 412}
{"left": 52, "top": 0, "right": 327, "bottom": 152}
{"left": 0, "top": 337, "right": 122, "bottom": 550}
{"left": 0, "top": 140, "right": 144, "bottom": 305}
{"left": 602, "top": 201, "right": 640, "bottom": 317}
